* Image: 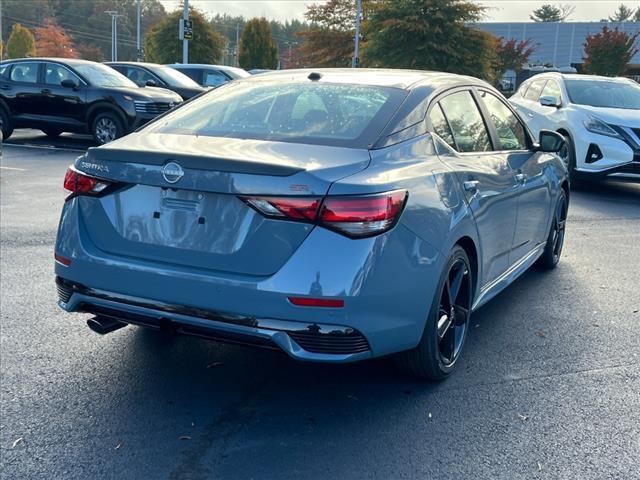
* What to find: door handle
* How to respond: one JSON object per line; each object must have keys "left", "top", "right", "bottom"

{"left": 463, "top": 180, "right": 479, "bottom": 193}
{"left": 0, "top": 84, "right": 10, "bottom": 90}
{"left": 515, "top": 173, "right": 527, "bottom": 184}
{"left": 40, "top": 88, "right": 52, "bottom": 94}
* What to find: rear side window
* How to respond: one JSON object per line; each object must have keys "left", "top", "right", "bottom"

{"left": 146, "top": 81, "right": 407, "bottom": 148}
{"left": 175, "top": 68, "right": 202, "bottom": 84}
{"left": 524, "top": 79, "right": 546, "bottom": 101}
{"left": 438, "top": 90, "right": 492, "bottom": 152}
{"left": 479, "top": 91, "right": 528, "bottom": 150}
{"left": 10, "top": 62, "right": 39, "bottom": 83}
{"left": 428, "top": 103, "right": 455, "bottom": 149}
{"left": 125, "top": 66, "right": 159, "bottom": 87}
{"left": 204, "top": 70, "right": 228, "bottom": 87}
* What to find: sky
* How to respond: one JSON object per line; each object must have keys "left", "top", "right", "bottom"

{"left": 160, "top": 0, "right": 639, "bottom": 23}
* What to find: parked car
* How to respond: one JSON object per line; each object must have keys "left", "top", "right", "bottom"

{"left": 55, "top": 69, "right": 569, "bottom": 380}
{"left": 248, "top": 69, "right": 273, "bottom": 75}
{"left": 510, "top": 73, "right": 640, "bottom": 182}
{"left": 0, "top": 58, "right": 183, "bottom": 144}
{"left": 166, "top": 63, "right": 250, "bottom": 87}
{"left": 105, "top": 61, "right": 205, "bottom": 100}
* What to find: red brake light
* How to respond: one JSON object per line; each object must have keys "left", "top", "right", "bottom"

{"left": 64, "top": 167, "right": 111, "bottom": 199}
{"left": 319, "top": 190, "right": 408, "bottom": 238}
{"left": 241, "top": 196, "right": 321, "bottom": 221}
{"left": 241, "top": 190, "right": 407, "bottom": 238}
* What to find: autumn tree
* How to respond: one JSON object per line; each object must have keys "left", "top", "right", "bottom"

{"left": 583, "top": 26, "right": 639, "bottom": 76}
{"left": 297, "top": 0, "right": 372, "bottom": 67}
{"left": 364, "top": 0, "right": 497, "bottom": 80}
{"left": 35, "top": 19, "right": 78, "bottom": 58}
{"left": 494, "top": 37, "right": 535, "bottom": 78}
{"left": 609, "top": 4, "right": 635, "bottom": 22}
{"left": 145, "top": 9, "right": 224, "bottom": 64}
{"left": 76, "top": 43, "right": 105, "bottom": 62}
{"left": 239, "top": 18, "right": 279, "bottom": 69}
{"left": 6, "top": 23, "right": 36, "bottom": 58}
{"left": 530, "top": 4, "right": 574, "bottom": 22}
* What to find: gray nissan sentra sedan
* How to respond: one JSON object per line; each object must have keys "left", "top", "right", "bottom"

{"left": 55, "top": 69, "right": 569, "bottom": 380}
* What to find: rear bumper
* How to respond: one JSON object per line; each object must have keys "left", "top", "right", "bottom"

{"left": 55, "top": 198, "right": 444, "bottom": 361}
{"left": 57, "top": 277, "right": 371, "bottom": 362}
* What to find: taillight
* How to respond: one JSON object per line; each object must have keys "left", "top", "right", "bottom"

{"left": 241, "top": 190, "right": 407, "bottom": 238}
{"left": 63, "top": 166, "right": 111, "bottom": 199}
{"left": 319, "top": 191, "right": 407, "bottom": 238}
{"left": 241, "top": 196, "right": 321, "bottom": 221}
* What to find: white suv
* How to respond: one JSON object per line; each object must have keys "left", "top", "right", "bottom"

{"left": 510, "top": 73, "right": 640, "bottom": 182}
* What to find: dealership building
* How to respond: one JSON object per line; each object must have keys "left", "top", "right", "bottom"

{"left": 474, "top": 21, "right": 640, "bottom": 84}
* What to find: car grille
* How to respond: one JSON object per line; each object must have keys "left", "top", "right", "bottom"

{"left": 288, "top": 330, "right": 370, "bottom": 354}
{"left": 55, "top": 277, "right": 73, "bottom": 304}
{"left": 134, "top": 101, "right": 175, "bottom": 115}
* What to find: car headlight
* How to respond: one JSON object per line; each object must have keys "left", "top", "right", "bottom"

{"left": 583, "top": 115, "right": 620, "bottom": 138}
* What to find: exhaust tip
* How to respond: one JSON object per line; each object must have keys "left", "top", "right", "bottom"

{"left": 87, "top": 316, "right": 127, "bottom": 335}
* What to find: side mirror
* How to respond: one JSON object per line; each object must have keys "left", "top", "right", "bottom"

{"left": 145, "top": 79, "right": 157, "bottom": 87}
{"left": 539, "top": 95, "right": 561, "bottom": 108}
{"left": 61, "top": 79, "right": 78, "bottom": 89}
{"left": 536, "top": 130, "right": 565, "bottom": 153}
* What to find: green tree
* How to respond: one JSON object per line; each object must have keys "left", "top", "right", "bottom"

{"left": 530, "top": 4, "right": 574, "bottom": 22}
{"left": 6, "top": 23, "right": 36, "bottom": 59}
{"left": 298, "top": 0, "right": 372, "bottom": 67}
{"left": 238, "top": 18, "right": 279, "bottom": 69}
{"left": 609, "top": 4, "right": 635, "bottom": 22}
{"left": 634, "top": 8, "right": 640, "bottom": 21}
{"left": 583, "top": 26, "right": 639, "bottom": 76}
{"left": 364, "top": 0, "right": 496, "bottom": 80}
{"left": 145, "top": 8, "right": 224, "bottom": 64}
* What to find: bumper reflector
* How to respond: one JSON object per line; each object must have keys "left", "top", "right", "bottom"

{"left": 288, "top": 297, "right": 344, "bottom": 308}
{"left": 54, "top": 253, "right": 72, "bottom": 266}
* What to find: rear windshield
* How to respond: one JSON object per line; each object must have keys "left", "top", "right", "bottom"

{"left": 145, "top": 81, "right": 407, "bottom": 148}
{"left": 565, "top": 79, "right": 640, "bottom": 109}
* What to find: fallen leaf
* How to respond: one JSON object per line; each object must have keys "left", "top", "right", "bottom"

{"left": 191, "top": 422, "right": 195, "bottom": 427}
{"left": 538, "top": 462, "right": 543, "bottom": 471}
{"left": 427, "top": 412, "right": 432, "bottom": 419}
{"left": 206, "top": 362, "right": 224, "bottom": 369}
{"left": 633, "top": 309, "right": 638, "bottom": 314}
{"left": 179, "top": 435, "right": 191, "bottom": 440}
{"left": 474, "top": 324, "right": 480, "bottom": 328}
{"left": 535, "top": 331, "right": 546, "bottom": 338}
{"left": 114, "top": 442, "right": 122, "bottom": 450}
{"left": 516, "top": 413, "right": 529, "bottom": 421}
{"left": 11, "top": 437, "right": 23, "bottom": 448}
{"left": 346, "top": 395, "right": 358, "bottom": 401}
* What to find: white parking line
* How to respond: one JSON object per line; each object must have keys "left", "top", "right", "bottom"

{"left": 0, "top": 166, "right": 27, "bottom": 171}
{"left": 2, "top": 143, "right": 86, "bottom": 153}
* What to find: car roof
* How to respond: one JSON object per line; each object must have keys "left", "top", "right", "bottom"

{"left": 0, "top": 57, "right": 100, "bottom": 66}
{"left": 527, "top": 72, "right": 632, "bottom": 84}
{"left": 167, "top": 63, "right": 249, "bottom": 76}
{"left": 105, "top": 61, "right": 167, "bottom": 70}
{"left": 237, "top": 68, "right": 490, "bottom": 91}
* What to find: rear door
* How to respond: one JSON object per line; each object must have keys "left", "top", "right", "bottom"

{"left": 429, "top": 89, "right": 518, "bottom": 285}
{"left": 5, "top": 61, "right": 42, "bottom": 117}
{"left": 511, "top": 78, "right": 547, "bottom": 133}
{"left": 476, "top": 89, "right": 552, "bottom": 263}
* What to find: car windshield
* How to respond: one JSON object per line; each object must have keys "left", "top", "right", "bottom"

{"left": 565, "top": 79, "right": 640, "bottom": 109}
{"left": 154, "top": 66, "right": 201, "bottom": 88}
{"left": 74, "top": 63, "right": 137, "bottom": 88}
{"left": 145, "top": 81, "right": 407, "bottom": 148}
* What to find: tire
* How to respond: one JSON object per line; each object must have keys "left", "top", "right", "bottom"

{"left": 0, "top": 108, "right": 14, "bottom": 140}
{"left": 42, "top": 128, "right": 63, "bottom": 138}
{"left": 395, "top": 245, "right": 473, "bottom": 380}
{"left": 557, "top": 132, "right": 577, "bottom": 183}
{"left": 91, "top": 111, "right": 125, "bottom": 145}
{"left": 536, "top": 189, "right": 568, "bottom": 270}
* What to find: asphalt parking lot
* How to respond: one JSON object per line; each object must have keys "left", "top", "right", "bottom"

{"left": 1, "top": 136, "right": 639, "bottom": 479}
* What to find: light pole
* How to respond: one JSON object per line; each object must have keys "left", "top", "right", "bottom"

{"left": 351, "top": 0, "right": 361, "bottom": 68}
{"left": 105, "top": 11, "right": 122, "bottom": 62}
{"left": 182, "top": 0, "right": 189, "bottom": 64}
{"left": 136, "top": 0, "right": 141, "bottom": 61}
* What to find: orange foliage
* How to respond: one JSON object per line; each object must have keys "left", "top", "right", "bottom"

{"left": 35, "top": 19, "right": 78, "bottom": 58}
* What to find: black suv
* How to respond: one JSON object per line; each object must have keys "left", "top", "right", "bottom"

{"left": 105, "top": 62, "right": 205, "bottom": 100}
{"left": 0, "top": 58, "right": 183, "bottom": 144}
